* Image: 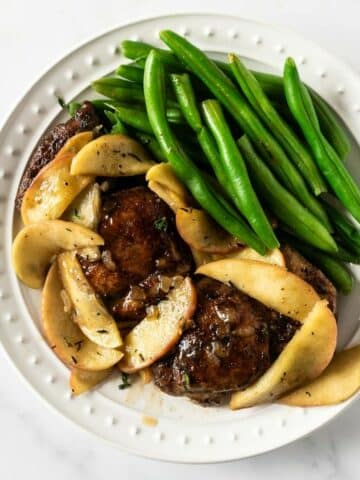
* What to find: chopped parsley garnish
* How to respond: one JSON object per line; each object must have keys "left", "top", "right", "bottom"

{"left": 74, "top": 340, "right": 83, "bottom": 352}
{"left": 182, "top": 372, "right": 190, "bottom": 388}
{"left": 56, "top": 95, "right": 66, "bottom": 108}
{"left": 118, "top": 373, "right": 131, "bottom": 390}
{"left": 71, "top": 355, "right": 78, "bottom": 364}
{"left": 63, "top": 336, "right": 73, "bottom": 348}
{"left": 154, "top": 216, "right": 168, "bottom": 232}
{"left": 96, "top": 329, "right": 108, "bottom": 334}
{"left": 55, "top": 95, "right": 80, "bottom": 117}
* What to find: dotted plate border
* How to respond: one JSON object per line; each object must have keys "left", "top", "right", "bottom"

{"left": 1, "top": 14, "right": 360, "bottom": 463}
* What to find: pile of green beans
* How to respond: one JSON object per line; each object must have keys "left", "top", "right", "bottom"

{"left": 87, "top": 31, "right": 360, "bottom": 294}
{"left": 228, "top": 54, "right": 326, "bottom": 195}
{"left": 284, "top": 58, "right": 360, "bottom": 223}
{"left": 159, "top": 30, "right": 330, "bottom": 229}
{"left": 143, "top": 50, "right": 267, "bottom": 254}
{"left": 119, "top": 40, "right": 350, "bottom": 161}
{"left": 237, "top": 135, "right": 337, "bottom": 253}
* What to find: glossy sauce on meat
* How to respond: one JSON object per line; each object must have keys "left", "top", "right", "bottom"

{"left": 152, "top": 277, "right": 300, "bottom": 404}
{"left": 152, "top": 245, "right": 336, "bottom": 405}
{"left": 79, "top": 186, "right": 193, "bottom": 316}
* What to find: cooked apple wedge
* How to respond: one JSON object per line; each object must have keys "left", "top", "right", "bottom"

{"left": 42, "top": 263, "right": 123, "bottom": 370}
{"left": 21, "top": 132, "right": 93, "bottom": 224}
{"left": 58, "top": 131, "right": 94, "bottom": 156}
{"left": 58, "top": 251, "right": 122, "bottom": 349}
{"left": 70, "top": 367, "right": 113, "bottom": 395}
{"left": 192, "top": 247, "right": 285, "bottom": 268}
{"left": 230, "top": 300, "right": 337, "bottom": 409}
{"left": 70, "top": 134, "right": 155, "bottom": 176}
{"left": 148, "top": 180, "right": 189, "bottom": 212}
{"left": 63, "top": 182, "right": 101, "bottom": 230}
{"left": 197, "top": 259, "right": 337, "bottom": 408}
{"left": 12, "top": 220, "right": 103, "bottom": 289}
{"left": 197, "top": 259, "right": 319, "bottom": 321}
{"left": 146, "top": 163, "right": 193, "bottom": 212}
{"left": 279, "top": 346, "right": 360, "bottom": 407}
{"left": 147, "top": 163, "right": 196, "bottom": 213}
{"left": 176, "top": 207, "right": 243, "bottom": 254}
{"left": 227, "top": 247, "right": 286, "bottom": 267}
{"left": 119, "top": 277, "right": 196, "bottom": 373}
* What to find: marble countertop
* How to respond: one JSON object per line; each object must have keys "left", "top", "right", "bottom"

{"left": 1, "top": 1, "right": 360, "bottom": 478}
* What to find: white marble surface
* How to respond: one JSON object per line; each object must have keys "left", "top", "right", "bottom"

{"left": 1, "top": 0, "right": 360, "bottom": 478}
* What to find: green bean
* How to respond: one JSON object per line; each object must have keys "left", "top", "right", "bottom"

{"left": 103, "top": 110, "right": 128, "bottom": 135}
{"left": 254, "top": 71, "right": 350, "bottom": 160}
{"left": 122, "top": 40, "right": 181, "bottom": 68}
{"left": 229, "top": 54, "right": 327, "bottom": 195}
{"left": 143, "top": 50, "right": 266, "bottom": 254}
{"left": 284, "top": 58, "right": 360, "bottom": 222}
{"left": 111, "top": 104, "right": 184, "bottom": 134}
{"left": 134, "top": 132, "right": 166, "bottom": 162}
{"left": 116, "top": 63, "right": 144, "bottom": 83}
{"left": 323, "top": 201, "right": 360, "bottom": 255}
{"left": 170, "top": 73, "right": 219, "bottom": 166}
{"left": 159, "top": 30, "right": 331, "bottom": 230}
{"left": 311, "top": 91, "right": 351, "bottom": 159}
{"left": 92, "top": 77, "right": 145, "bottom": 102}
{"left": 171, "top": 74, "right": 202, "bottom": 132}
{"left": 333, "top": 245, "right": 360, "bottom": 264}
{"left": 202, "top": 100, "right": 279, "bottom": 249}
{"left": 238, "top": 135, "right": 338, "bottom": 253}
{"left": 120, "top": 40, "right": 350, "bottom": 160}
{"left": 279, "top": 231, "right": 353, "bottom": 293}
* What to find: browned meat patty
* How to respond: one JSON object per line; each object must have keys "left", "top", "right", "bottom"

{"left": 110, "top": 273, "right": 183, "bottom": 322}
{"left": 282, "top": 244, "right": 337, "bottom": 313}
{"left": 152, "top": 277, "right": 300, "bottom": 404}
{"left": 15, "top": 101, "right": 100, "bottom": 210}
{"left": 152, "top": 244, "right": 336, "bottom": 405}
{"left": 80, "top": 186, "right": 193, "bottom": 305}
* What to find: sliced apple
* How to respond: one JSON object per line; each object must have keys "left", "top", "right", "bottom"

{"left": 197, "top": 259, "right": 319, "bottom": 321}
{"left": 70, "top": 134, "right": 155, "bottom": 176}
{"left": 70, "top": 367, "right": 113, "bottom": 395}
{"left": 146, "top": 163, "right": 193, "bottom": 212}
{"left": 192, "top": 247, "right": 285, "bottom": 268}
{"left": 12, "top": 220, "right": 103, "bottom": 289}
{"left": 62, "top": 182, "right": 101, "bottom": 230}
{"left": 119, "top": 277, "right": 196, "bottom": 373}
{"left": 176, "top": 207, "right": 243, "bottom": 254}
{"left": 21, "top": 132, "right": 93, "bottom": 225}
{"left": 58, "top": 131, "right": 94, "bottom": 156}
{"left": 42, "top": 263, "right": 122, "bottom": 370}
{"left": 279, "top": 346, "right": 360, "bottom": 407}
{"left": 230, "top": 300, "right": 337, "bottom": 409}
{"left": 197, "top": 259, "right": 337, "bottom": 408}
{"left": 58, "top": 251, "right": 122, "bottom": 349}
{"left": 148, "top": 180, "right": 190, "bottom": 212}
{"left": 230, "top": 247, "right": 286, "bottom": 267}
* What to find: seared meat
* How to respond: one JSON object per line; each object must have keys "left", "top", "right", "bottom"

{"left": 80, "top": 187, "right": 193, "bottom": 306}
{"left": 282, "top": 244, "right": 337, "bottom": 313}
{"left": 15, "top": 101, "right": 100, "bottom": 210}
{"left": 152, "top": 277, "right": 299, "bottom": 404}
{"left": 153, "top": 245, "right": 334, "bottom": 405}
{"left": 111, "top": 273, "right": 183, "bottom": 321}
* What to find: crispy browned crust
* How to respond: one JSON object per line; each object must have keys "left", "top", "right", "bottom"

{"left": 282, "top": 244, "right": 337, "bottom": 313}
{"left": 81, "top": 186, "right": 193, "bottom": 302}
{"left": 15, "top": 102, "right": 100, "bottom": 210}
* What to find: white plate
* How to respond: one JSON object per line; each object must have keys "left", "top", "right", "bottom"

{"left": 1, "top": 13, "right": 360, "bottom": 463}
